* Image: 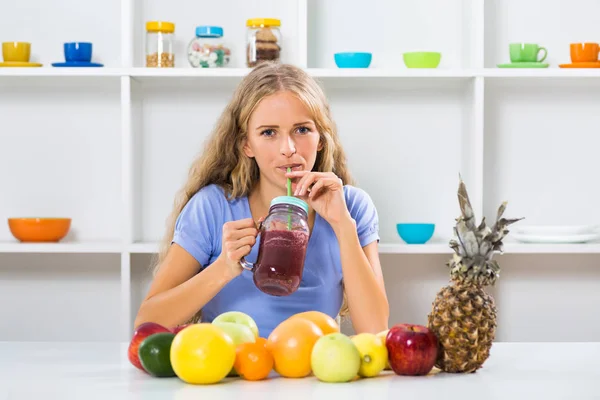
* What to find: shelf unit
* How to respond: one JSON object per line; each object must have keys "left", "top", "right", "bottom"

{"left": 1, "top": 0, "right": 600, "bottom": 343}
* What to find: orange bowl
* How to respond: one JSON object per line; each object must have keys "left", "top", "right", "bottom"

{"left": 8, "top": 218, "right": 71, "bottom": 242}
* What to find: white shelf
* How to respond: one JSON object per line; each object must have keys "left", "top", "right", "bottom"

{"left": 2, "top": 68, "right": 600, "bottom": 79}
{"left": 126, "top": 241, "right": 600, "bottom": 255}
{"left": 0, "top": 68, "right": 123, "bottom": 77}
{"left": 2, "top": 240, "right": 599, "bottom": 255}
{"left": 482, "top": 69, "right": 600, "bottom": 78}
{"left": 0, "top": 242, "right": 122, "bottom": 254}
{"left": 129, "top": 242, "right": 159, "bottom": 254}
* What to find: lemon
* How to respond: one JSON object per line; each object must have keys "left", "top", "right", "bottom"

{"left": 351, "top": 333, "right": 388, "bottom": 378}
{"left": 170, "top": 323, "right": 236, "bottom": 384}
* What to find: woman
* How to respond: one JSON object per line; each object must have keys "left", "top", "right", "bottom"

{"left": 134, "top": 62, "right": 389, "bottom": 338}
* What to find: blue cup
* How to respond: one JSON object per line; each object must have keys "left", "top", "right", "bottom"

{"left": 64, "top": 42, "right": 92, "bottom": 62}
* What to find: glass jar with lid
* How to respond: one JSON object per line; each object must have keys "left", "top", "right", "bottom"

{"left": 239, "top": 196, "right": 309, "bottom": 296}
{"left": 146, "top": 21, "right": 175, "bottom": 68}
{"left": 246, "top": 18, "right": 281, "bottom": 67}
{"left": 187, "top": 26, "right": 231, "bottom": 68}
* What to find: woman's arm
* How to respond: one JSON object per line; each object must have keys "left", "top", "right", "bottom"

{"left": 134, "top": 244, "right": 236, "bottom": 329}
{"left": 285, "top": 169, "right": 389, "bottom": 334}
{"left": 134, "top": 218, "right": 258, "bottom": 329}
{"left": 333, "top": 217, "right": 389, "bottom": 334}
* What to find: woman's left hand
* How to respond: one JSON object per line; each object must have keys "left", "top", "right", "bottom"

{"left": 285, "top": 170, "right": 351, "bottom": 227}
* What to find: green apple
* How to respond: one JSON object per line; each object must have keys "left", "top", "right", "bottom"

{"left": 213, "top": 321, "right": 255, "bottom": 377}
{"left": 212, "top": 311, "right": 259, "bottom": 339}
{"left": 310, "top": 333, "right": 361, "bottom": 383}
{"left": 351, "top": 333, "right": 388, "bottom": 378}
{"left": 212, "top": 321, "right": 255, "bottom": 345}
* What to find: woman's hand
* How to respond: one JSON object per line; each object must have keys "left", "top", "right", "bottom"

{"left": 285, "top": 170, "right": 352, "bottom": 227}
{"left": 216, "top": 218, "right": 259, "bottom": 278}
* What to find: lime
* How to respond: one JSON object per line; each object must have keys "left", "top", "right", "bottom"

{"left": 138, "top": 332, "right": 176, "bottom": 377}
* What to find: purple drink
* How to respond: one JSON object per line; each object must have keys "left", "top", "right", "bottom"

{"left": 253, "top": 229, "right": 309, "bottom": 296}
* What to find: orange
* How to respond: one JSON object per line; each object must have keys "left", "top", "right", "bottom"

{"left": 287, "top": 311, "right": 340, "bottom": 335}
{"left": 255, "top": 337, "right": 268, "bottom": 348}
{"left": 234, "top": 342, "right": 274, "bottom": 381}
{"left": 266, "top": 318, "right": 324, "bottom": 378}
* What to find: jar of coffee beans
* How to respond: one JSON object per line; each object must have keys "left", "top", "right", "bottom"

{"left": 146, "top": 21, "right": 175, "bottom": 68}
{"left": 246, "top": 18, "right": 281, "bottom": 67}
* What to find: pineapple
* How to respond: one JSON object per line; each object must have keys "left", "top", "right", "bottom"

{"left": 427, "top": 178, "right": 523, "bottom": 373}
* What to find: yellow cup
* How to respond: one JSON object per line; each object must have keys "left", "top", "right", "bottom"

{"left": 2, "top": 42, "right": 31, "bottom": 62}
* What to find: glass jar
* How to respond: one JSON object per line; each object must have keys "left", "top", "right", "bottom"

{"left": 146, "top": 21, "right": 175, "bottom": 68}
{"left": 187, "top": 26, "right": 231, "bottom": 68}
{"left": 246, "top": 18, "right": 282, "bottom": 67}
{"left": 240, "top": 196, "right": 309, "bottom": 296}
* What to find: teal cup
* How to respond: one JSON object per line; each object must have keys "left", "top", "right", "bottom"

{"left": 509, "top": 43, "right": 547, "bottom": 63}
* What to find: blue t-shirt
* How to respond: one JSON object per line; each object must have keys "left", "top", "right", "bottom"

{"left": 171, "top": 183, "right": 379, "bottom": 338}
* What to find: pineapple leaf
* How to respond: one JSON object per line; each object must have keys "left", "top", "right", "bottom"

{"left": 457, "top": 178, "right": 476, "bottom": 231}
{"left": 496, "top": 201, "right": 507, "bottom": 221}
{"left": 448, "top": 177, "right": 523, "bottom": 287}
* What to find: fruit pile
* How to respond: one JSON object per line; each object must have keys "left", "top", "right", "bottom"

{"left": 128, "top": 310, "right": 441, "bottom": 384}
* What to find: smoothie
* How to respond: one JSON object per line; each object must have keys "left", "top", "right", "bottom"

{"left": 253, "top": 229, "right": 309, "bottom": 296}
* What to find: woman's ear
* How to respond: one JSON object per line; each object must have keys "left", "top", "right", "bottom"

{"left": 243, "top": 139, "right": 254, "bottom": 158}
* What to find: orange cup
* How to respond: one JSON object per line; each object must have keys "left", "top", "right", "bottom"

{"left": 570, "top": 42, "right": 600, "bottom": 63}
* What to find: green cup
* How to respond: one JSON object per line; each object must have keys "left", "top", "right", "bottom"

{"left": 509, "top": 43, "right": 547, "bottom": 63}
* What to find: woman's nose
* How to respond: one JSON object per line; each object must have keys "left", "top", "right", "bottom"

{"left": 280, "top": 136, "right": 296, "bottom": 156}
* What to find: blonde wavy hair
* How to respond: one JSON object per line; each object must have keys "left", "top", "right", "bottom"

{"left": 152, "top": 62, "right": 354, "bottom": 323}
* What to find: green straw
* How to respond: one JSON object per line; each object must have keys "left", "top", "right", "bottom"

{"left": 287, "top": 168, "right": 292, "bottom": 230}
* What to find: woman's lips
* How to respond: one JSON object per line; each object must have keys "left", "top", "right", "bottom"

{"left": 277, "top": 164, "right": 303, "bottom": 172}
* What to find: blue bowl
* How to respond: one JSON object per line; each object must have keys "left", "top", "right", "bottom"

{"left": 396, "top": 223, "right": 435, "bottom": 244}
{"left": 334, "top": 52, "right": 372, "bottom": 68}
{"left": 64, "top": 42, "right": 92, "bottom": 62}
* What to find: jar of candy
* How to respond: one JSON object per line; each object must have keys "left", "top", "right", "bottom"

{"left": 246, "top": 18, "right": 281, "bottom": 67}
{"left": 146, "top": 21, "right": 175, "bottom": 67}
{"left": 187, "top": 26, "right": 231, "bottom": 68}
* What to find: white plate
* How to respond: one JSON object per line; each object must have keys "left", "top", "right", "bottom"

{"left": 511, "top": 231, "right": 600, "bottom": 244}
{"left": 513, "top": 225, "right": 600, "bottom": 236}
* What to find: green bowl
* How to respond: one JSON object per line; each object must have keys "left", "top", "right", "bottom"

{"left": 403, "top": 52, "right": 441, "bottom": 68}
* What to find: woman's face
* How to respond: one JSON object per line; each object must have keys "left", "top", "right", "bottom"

{"left": 244, "top": 90, "right": 322, "bottom": 192}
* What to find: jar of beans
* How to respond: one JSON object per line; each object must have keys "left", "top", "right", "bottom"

{"left": 146, "top": 21, "right": 175, "bottom": 67}
{"left": 246, "top": 18, "right": 281, "bottom": 67}
{"left": 187, "top": 26, "right": 231, "bottom": 68}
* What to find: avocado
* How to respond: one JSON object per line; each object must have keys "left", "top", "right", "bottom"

{"left": 138, "top": 332, "right": 176, "bottom": 377}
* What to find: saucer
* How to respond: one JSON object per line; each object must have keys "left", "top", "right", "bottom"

{"left": 497, "top": 62, "right": 549, "bottom": 68}
{"left": 559, "top": 61, "right": 600, "bottom": 68}
{"left": 51, "top": 61, "right": 103, "bottom": 67}
{"left": 511, "top": 231, "right": 600, "bottom": 244}
{"left": 0, "top": 61, "right": 42, "bottom": 67}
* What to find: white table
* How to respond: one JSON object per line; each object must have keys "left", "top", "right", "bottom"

{"left": 0, "top": 342, "right": 598, "bottom": 400}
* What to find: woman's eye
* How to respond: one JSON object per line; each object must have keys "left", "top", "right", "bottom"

{"left": 297, "top": 126, "right": 310, "bottom": 134}
{"left": 261, "top": 129, "right": 275, "bottom": 137}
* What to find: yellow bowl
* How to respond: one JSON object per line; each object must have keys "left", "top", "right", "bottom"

{"left": 8, "top": 218, "right": 71, "bottom": 242}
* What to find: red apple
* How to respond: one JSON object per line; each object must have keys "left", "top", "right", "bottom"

{"left": 386, "top": 323, "right": 439, "bottom": 376}
{"left": 172, "top": 324, "right": 191, "bottom": 334}
{"left": 128, "top": 322, "right": 171, "bottom": 370}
